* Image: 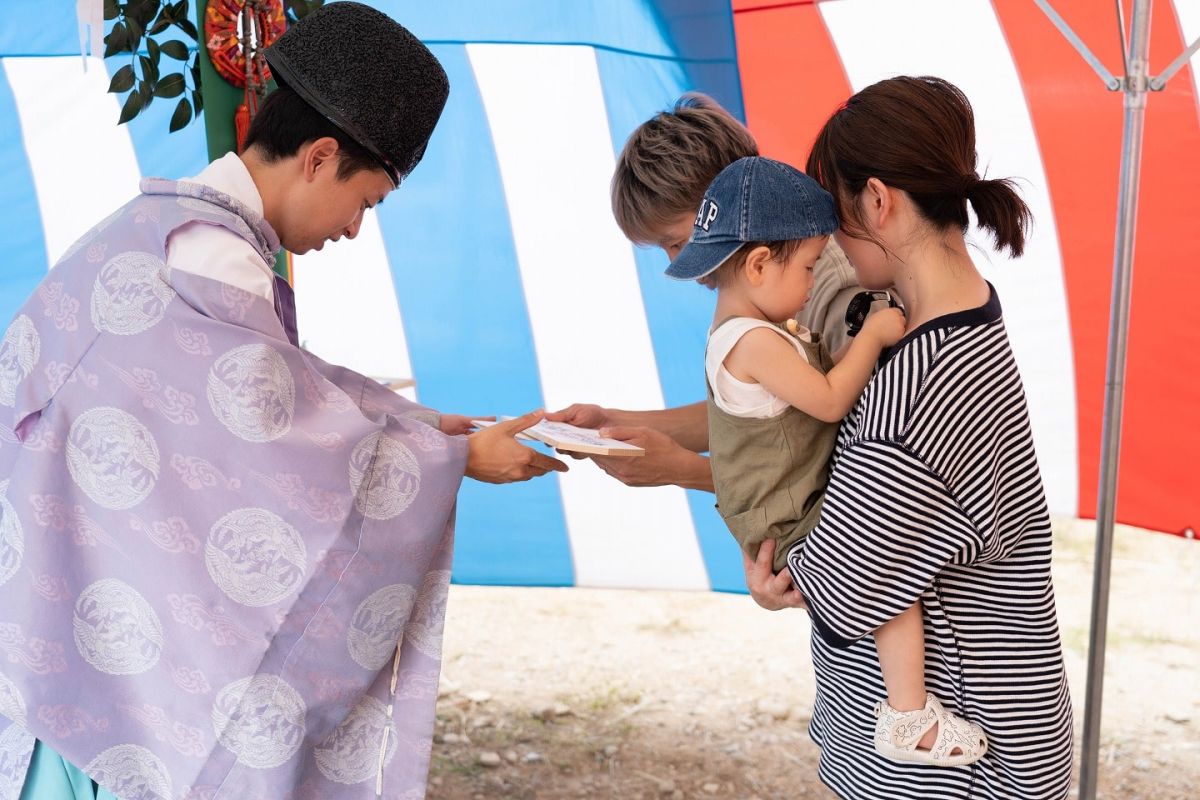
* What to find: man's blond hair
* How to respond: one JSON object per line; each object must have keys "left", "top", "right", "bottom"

{"left": 611, "top": 93, "right": 758, "bottom": 245}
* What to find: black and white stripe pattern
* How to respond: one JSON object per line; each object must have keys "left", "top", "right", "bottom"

{"left": 789, "top": 287, "right": 1073, "bottom": 799}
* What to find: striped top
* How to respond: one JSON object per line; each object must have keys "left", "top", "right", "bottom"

{"left": 788, "top": 286, "right": 1074, "bottom": 800}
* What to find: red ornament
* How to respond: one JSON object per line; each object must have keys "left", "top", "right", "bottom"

{"left": 204, "top": 0, "right": 285, "bottom": 151}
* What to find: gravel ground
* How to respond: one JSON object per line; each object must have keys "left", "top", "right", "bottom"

{"left": 426, "top": 518, "right": 1199, "bottom": 799}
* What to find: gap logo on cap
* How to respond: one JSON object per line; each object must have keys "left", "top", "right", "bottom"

{"left": 695, "top": 198, "right": 719, "bottom": 231}
{"left": 667, "top": 157, "right": 838, "bottom": 281}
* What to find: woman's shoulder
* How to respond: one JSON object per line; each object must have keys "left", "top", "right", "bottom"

{"left": 847, "top": 314, "right": 1017, "bottom": 444}
{"left": 854, "top": 313, "right": 1035, "bottom": 496}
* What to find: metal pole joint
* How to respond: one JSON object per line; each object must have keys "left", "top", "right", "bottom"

{"left": 1124, "top": 66, "right": 1149, "bottom": 106}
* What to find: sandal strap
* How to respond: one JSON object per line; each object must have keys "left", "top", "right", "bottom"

{"left": 879, "top": 695, "right": 939, "bottom": 750}
{"left": 928, "top": 697, "right": 986, "bottom": 761}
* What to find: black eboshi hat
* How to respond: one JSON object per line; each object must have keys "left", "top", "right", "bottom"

{"left": 264, "top": 1, "right": 449, "bottom": 187}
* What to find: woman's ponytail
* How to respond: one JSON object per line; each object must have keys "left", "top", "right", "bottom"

{"left": 966, "top": 178, "right": 1031, "bottom": 258}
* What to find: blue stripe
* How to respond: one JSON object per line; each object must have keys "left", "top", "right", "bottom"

{"left": 2, "top": 2, "right": 743, "bottom": 88}
{"left": 376, "top": 45, "right": 574, "bottom": 588}
{"left": 651, "top": 0, "right": 745, "bottom": 118}
{"left": 372, "top": 0, "right": 738, "bottom": 63}
{"left": 0, "top": 12, "right": 193, "bottom": 59}
{"left": 0, "top": 7, "right": 85, "bottom": 57}
{"left": 594, "top": 49, "right": 749, "bottom": 593}
{"left": 0, "top": 64, "right": 50, "bottom": 326}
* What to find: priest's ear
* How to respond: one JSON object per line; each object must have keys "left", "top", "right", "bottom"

{"left": 241, "top": 86, "right": 378, "bottom": 183}
{"left": 302, "top": 137, "right": 342, "bottom": 182}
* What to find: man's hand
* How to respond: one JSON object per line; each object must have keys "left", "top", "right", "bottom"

{"left": 543, "top": 405, "right": 612, "bottom": 460}
{"left": 586, "top": 426, "right": 711, "bottom": 490}
{"left": 742, "top": 539, "right": 807, "bottom": 611}
{"left": 545, "top": 404, "right": 611, "bottom": 430}
{"left": 440, "top": 414, "right": 490, "bottom": 436}
{"left": 544, "top": 404, "right": 714, "bottom": 490}
{"left": 466, "top": 411, "right": 568, "bottom": 484}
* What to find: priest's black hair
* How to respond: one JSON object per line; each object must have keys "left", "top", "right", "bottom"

{"left": 242, "top": 86, "right": 382, "bottom": 182}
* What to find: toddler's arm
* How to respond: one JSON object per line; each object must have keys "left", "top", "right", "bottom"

{"left": 724, "top": 308, "right": 905, "bottom": 422}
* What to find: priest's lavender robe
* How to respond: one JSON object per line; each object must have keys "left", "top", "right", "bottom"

{"left": 0, "top": 178, "right": 467, "bottom": 800}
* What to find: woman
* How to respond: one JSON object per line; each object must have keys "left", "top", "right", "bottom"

{"left": 754, "top": 76, "right": 1074, "bottom": 798}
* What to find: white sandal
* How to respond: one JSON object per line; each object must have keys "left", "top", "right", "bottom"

{"left": 873, "top": 693, "right": 988, "bottom": 767}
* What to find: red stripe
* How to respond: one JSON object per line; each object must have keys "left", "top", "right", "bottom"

{"left": 731, "top": 1, "right": 815, "bottom": 12}
{"left": 993, "top": 0, "right": 1200, "bottom": 536}
{"left": 732, "top": 2, "right": 851, "bottom": 170}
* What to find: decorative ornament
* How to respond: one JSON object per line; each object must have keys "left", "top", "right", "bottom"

{"left": 204, "top": 0, "right": 286, "bottom": 151}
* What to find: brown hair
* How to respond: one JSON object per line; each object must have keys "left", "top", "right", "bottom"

{"left": 806, "top": 76, "right": 1031, "bottom": 257}
{"left": 697, "top": 240, "right": 805, "bottom": 290}
{"left": 612, "top": 93, "right": 758, "bottom": 245}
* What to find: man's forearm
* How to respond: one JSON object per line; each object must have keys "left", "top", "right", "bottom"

{"left": 608, "top": 401, "right": 709, "bottom": 453}
{"left": 673, "top": 449, "right": 715, "bottom": 492}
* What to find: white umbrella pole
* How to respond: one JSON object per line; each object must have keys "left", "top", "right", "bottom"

{"left": 1079, "top": 2, "right": 1151, "bottom": 798}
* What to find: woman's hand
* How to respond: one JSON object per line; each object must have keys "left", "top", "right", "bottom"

{"left": 466, "top": 411, "right": 568, "bottom": 483}
{"left": 742, "top": 539, "right": 807, "bottom": 611}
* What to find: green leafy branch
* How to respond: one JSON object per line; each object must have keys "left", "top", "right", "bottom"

{"left": 103, "top": 0, "right": 325, "bottom": 135}
{"left": 104, "top": 0, "right": 202, "bottom": 132}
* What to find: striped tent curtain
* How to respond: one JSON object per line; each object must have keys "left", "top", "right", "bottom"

{"left": 734, "top": 0, "right": 1200, "bottom": 546}
{"left": 0, "top": 0, "right": 1196, "bottom": 593}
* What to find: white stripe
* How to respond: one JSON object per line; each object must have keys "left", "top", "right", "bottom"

{"left": 818, "top": 0, "right": 1079, "bottom": 516}
{"left": 292, "top": 211, "right": 417, "bottom": 401}
{"left": 1172, "top": 0, "right": 1200, "bottom": 124}
{"left": 3, "top": 56, "right": 142, "bottom": 267}
{"left": 468, "top": 43, "right": 709, "bottom": 590}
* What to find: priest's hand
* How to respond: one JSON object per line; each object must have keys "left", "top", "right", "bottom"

{"left": 466, "top": 411, "right": 568, "bottom": 483}
{"left": 440, "top": 414, "right": 489, "bottom": 436}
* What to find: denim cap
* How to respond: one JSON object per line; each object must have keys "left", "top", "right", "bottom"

{"left": 665, "top": 156, "right": 838, "bottom": 281}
